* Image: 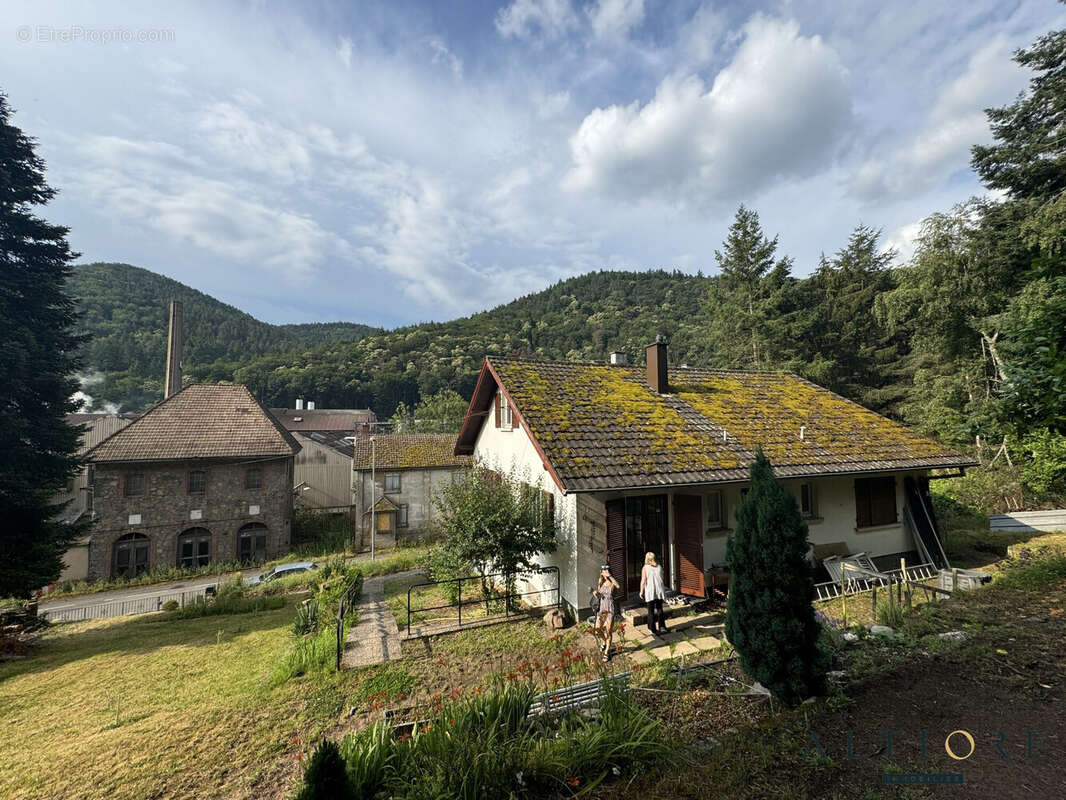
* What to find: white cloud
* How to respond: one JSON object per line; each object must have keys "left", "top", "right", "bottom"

{"left": 563, "top": 16, "right": 851, "bottom": 206}
{"left": 495, "top": 0, "right": 578, "bottom": 41}
{"left": 71, "top": 134, "right": 344, "bottom": 280}
{"left": 195, "top": 101, "right": 312, "bottom": 183}
{"left": 338, "top": 36, "right": 353, "bottom": 69}
{"left": 853, "top": 35, "right": 1027, "bottom": 199}
{"left": 588, "top": 0, "right": 645, "bottom": 40}
{"left": 427, "top": 36, "right": 463, "bottom": 77}
{"left": 884, "top": 218, "right": 923, "bottom": 263}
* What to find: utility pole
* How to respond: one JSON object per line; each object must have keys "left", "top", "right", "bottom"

{"left": 370, "top": 437, "right": 376, "bottom": 561}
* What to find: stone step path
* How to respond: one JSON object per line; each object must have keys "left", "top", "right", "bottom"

{"left": 340, "top": 569, "right": 423, "bottom": 669}
{"left": 617, "top": 610, "right": 729, "bottom": 665}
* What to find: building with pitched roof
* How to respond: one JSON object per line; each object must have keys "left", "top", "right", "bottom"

{"left": 352, "top": 434, "right": 472, "bottom": 547}
{"left": 84, "top": 384, "right": 301, "bottom": 579}
{"left": 455, "top": 340, "right": 976, "bottom": 613}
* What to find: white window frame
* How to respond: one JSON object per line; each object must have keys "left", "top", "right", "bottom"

{"left": 706, "top": 490, "right": 723, "bottom": 529}
{"left": 501, "top": 400, "right": 513, "bottom": 431}
{"left": 800, "top": 482, "right": 817, "bottom": 518}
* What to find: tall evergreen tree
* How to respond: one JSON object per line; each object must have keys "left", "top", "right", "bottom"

{"left": 799, "top": 226, "right": 900, "bottom": 411}
{"left": 971, "top": 21, "right": 1066, "bottom": 202}
{"left": 0, "top": 94, "right": 84, "bottom": 598}
{"left": 725, "top": 450, "right": 827, "bottom": 705}
{"left": 706, "top": 205, "right": 798, "bottom": 368}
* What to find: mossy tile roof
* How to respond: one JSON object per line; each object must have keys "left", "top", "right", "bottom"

{"left": 458, "top": 357, "right": 975, "bottom": 492}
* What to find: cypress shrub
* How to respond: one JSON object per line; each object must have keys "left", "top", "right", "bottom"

{"left": 725, "top": 449, "right": 828, "bottom": 705}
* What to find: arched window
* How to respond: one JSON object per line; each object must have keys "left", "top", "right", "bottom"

{"left": 238, "top": 523, "right": 268, "bottom": 564}
{"left": 177, "top": 528, "right": 212, "bottom": 569}
{"left": 113, "top": 533, "right": 150, "bottom": 579}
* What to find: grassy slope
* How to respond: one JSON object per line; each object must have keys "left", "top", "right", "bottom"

{"left": 0, "top": 600, "right": 314, "bottom": 800}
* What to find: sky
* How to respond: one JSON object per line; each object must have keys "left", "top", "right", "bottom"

{"left": 2, "top": 1, "right": 1062, "bottom": 326}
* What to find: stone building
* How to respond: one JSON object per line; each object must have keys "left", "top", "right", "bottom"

{"left": 52, "top": 412, "right": 138, "bottom": 582}
{"left": 85, "top": 384, "right": 301, "bottom": 579}
{"left": 353, "top": 434, "right": 471, "bottom": 547}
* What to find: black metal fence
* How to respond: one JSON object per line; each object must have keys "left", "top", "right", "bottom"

{"left": 405, "top": 566, "right": 559, "bottom": 633}
{"left": 334, "top": 572, "right": 365, "bottom": 670}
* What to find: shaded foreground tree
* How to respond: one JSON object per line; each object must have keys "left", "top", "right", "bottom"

{"left": 725, "top": 450, "right": 828, "bottom": 705}
{"left": 0, "top": 94, "right": 84, "bottom": 598}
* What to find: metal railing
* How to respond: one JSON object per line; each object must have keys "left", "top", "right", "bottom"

{"left": 406, "top": 566, "right": 560, "bottom": 634}
{"left": 334, "top": 572, "right": 364, "bottom": 670}
{"left": 39, "top": 588, "right": 210, "bottom": 623}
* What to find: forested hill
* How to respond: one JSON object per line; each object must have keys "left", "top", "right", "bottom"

{"left": 68, "top": 262, "right": 381, "bottom": 407}
{"left": 70, "top": 266, "right": 712, "bottom": 412}
{"left": 232, "top": 269, "right": 714, "bottom": 412}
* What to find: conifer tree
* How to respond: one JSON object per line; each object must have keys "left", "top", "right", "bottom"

{"left": 705, "top": 205, "right": 799, "bottom": 369}
{"left": 0, "top": 94, "right": 84, "bottom": 598}
{"left": 725, "top": 450, "right": 827, "bottom": 705}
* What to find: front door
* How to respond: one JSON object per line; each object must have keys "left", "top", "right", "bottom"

{"left": 625, "top": 495, "right": 669, "bottom": 594}
{"left": 674, "top": 495, "right": 705, "bottom": 597}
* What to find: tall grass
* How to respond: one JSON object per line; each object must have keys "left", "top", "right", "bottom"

{"left": 297, "top": 678, "right": 675, "bottom": 799}
{"left": 269, "top": 626, "right": 338, "bottom": 685}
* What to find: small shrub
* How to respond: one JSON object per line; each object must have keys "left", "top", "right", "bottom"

{"left": 422, "top": 544, "right": 469, "bottom": 605}
{"left": 295, "top": 739, "right": 353, "bottom": 800}
{"left": 293, "top": 599, "right": 320, "bottom": 636}
{"left": 160, "top": 600, "right": 179, "bottom": 612}
{"left": 875, "top": 592, "right": 905, "bottom": 629}
{"left": 166, "top": 593, "right": 285, "bottom": 620}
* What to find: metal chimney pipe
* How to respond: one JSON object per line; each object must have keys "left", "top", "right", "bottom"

{"left": 164, "top": 300, "right": 183, "bottom": 399}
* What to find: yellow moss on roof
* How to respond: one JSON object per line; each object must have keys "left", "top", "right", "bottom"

{"left": 487, "top": 357, "right": 971, "bottom": 489}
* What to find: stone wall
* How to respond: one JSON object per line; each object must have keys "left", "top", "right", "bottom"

{"left": 87, "top": 456, "right": 294, "bottom": 578}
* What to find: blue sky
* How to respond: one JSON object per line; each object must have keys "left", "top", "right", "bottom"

{"left": 2, "top": 1, "right": 1062, "bottom": 326}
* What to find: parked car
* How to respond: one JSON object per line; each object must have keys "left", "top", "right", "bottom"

{"left": 248, "top": 561, "right": 318, "bottom": 585}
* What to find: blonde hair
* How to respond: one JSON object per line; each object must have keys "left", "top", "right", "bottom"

{"left": 645, "top": 552, "right": 658, "bottom": 567}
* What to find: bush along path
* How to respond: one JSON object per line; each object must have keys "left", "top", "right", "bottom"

{"left": 341, "top": 570, "right": 424, "bottom": 669}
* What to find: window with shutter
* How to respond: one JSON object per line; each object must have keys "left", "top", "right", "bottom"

{"left": 494, "top": 393, "right": 501, "bottom": 428}
{"left": 855, "top": 477, "right": 896, "bottom": 528}
{"left": 605, "top": 500, "right": 626, "bottom": 593}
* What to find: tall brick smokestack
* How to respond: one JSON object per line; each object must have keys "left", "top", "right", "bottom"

{"left": 164, "top": 300, "right": 183, "bottom": 399}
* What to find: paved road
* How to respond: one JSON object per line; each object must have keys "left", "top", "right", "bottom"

{"left": 38, "top": 569, "right": 267, "bottom": 615}
{"left": 37, "top": 549, "right": 402, "bottom": 619}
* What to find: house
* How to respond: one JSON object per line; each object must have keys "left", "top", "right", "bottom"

{"left": 84, "top": 384, "right": 301, "bottom": 579}
{"left": 454, "top": 340, "right": 977, "bottom": 615}
{"left": 52, "top": 413, "right": 138, "bottom": 582}
{"left": 353, "top": 434, "right": 472, "bottom": 547}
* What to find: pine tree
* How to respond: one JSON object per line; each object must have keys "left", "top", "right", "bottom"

{"left": 971, "top": 24, "right": 1066, "bottom": 202}
{"left": 706, "top": 205, "right": 799, "bottom": 369}
{"left": 725, "top": 450, "right": 827, "bottom": 705}
{"left": 0, "top": 94, "right": 84, "bottom": 598}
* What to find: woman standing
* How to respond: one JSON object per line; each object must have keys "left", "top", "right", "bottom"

{"left": 640, "top": 552, "right": 667, "bottom": 635}
{"left": 593, "top": 564, "right": 620, "bottom": 662}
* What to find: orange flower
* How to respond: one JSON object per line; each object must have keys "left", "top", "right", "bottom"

{"left": 473, "top": 688, "right": 482, "bottom": 695}
{"left": 567, "top": 777, "right": 580, "bottom": 787}
{"left": 437, "top": 657, "right": 445, "bottom": 665}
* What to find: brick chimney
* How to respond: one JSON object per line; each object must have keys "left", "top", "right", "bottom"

{"left": 164, "top": 300, "right": 183, "bottom": 399}
{"left": 646, "top": 335, "right": 668, "bottom": 394}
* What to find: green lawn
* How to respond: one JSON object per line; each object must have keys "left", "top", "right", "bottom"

{"left": 0, "top": 598, "right": 329, "bottom": 800}
{"left": 0, "top": 588, "right": 610, "bottom": 800}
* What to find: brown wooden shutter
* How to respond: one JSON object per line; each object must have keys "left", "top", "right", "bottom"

{"left": 605, "top": 500, "right": 626, "bottom": 591}
{"left": 674, "top": 495, "right": 706, "bottom": 597}
{"left": 871, "top": 478, "right": 897, "bottom": 526}
{"left": 855, "top": 479, "right": 872, "bottom": 528}
{"left": 494, "top": 393, "right": 501, "bottom": 428}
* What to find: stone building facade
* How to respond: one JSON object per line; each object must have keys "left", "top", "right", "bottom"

{"left": 88, "top": 456, "right": 294, "bottom": 578}
{"left": 86, "top": 384, "right": 300, "bottom": 580}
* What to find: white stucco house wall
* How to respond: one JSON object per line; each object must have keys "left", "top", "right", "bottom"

{"left": 455, "top": 340, "right": 976, "bottom": 615}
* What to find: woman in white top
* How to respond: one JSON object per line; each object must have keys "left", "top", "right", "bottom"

{"left": 639, "top": 552, "right": 667, "bottom": 635}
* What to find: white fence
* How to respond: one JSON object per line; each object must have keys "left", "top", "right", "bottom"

{"left": 989, "top": 509, "right": 1066, "bottom": 533}
{"left": 39, "top": 588, "right": 210, "bottom": 623}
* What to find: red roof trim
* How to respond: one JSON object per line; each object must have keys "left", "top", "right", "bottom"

{"left": 453, "top": 358, "right": 567, "bottom": 494}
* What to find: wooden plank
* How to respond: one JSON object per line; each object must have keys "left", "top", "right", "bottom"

{"left": 674, "top": 495, "right": 705, "bottom": 597}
